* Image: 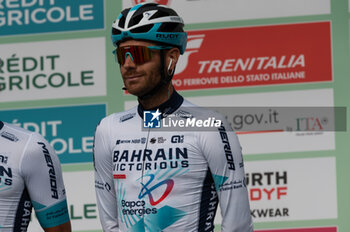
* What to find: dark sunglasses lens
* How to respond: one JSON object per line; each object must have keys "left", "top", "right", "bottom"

{"left": 116, "top": 48, "right": 125, "bottom": 64}
{"left": 116, "top": 46, "right": 152, "bottom": 65}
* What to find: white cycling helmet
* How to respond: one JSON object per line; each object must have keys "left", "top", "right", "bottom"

{"left": 111, "top": 3, "right": 187, "bottom": 54}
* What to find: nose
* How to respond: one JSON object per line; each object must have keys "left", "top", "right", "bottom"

{"left": 123, "top": 53, "right": 136, "bottom": 68}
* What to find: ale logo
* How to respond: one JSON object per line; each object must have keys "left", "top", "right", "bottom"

{"left": 175, "top": 34, "right": 205, "bottom": 75}
{"left": 132, "top": 0, "right": 171, "bottom": 5}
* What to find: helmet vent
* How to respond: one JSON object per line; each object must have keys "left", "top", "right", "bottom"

{"left": 112, "top": 28, "right": 121, "bottom": 35}
{"left": 118, "top": 17, "right": 126, "bottom": 28}
{"left": 128, "top": 14, "right": 143, "bottom": 28}
{"left": 149, "top": 10, "right": 172, "bottom": 20}
{"left": 118, "top": 9, "right": 129, "bottom": 28}
{"left": 130, "top": 24, "right": 154, "bottom": 33}
{"left": 158, "top": 22, "right": 184, "bottom": 32}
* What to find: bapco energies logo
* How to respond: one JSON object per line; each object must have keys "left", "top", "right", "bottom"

{"left": 132, "top": 0, "right": 171, "bottom": 5}
{"left": 144, "top": 109, "right": 162, "bottom": 128}
{"left": 138, "top": 174, "right": 174, "bottom": 206}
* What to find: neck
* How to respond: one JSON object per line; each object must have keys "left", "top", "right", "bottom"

{"left": 138, "top": 83, "right": 174, "bottom": 109}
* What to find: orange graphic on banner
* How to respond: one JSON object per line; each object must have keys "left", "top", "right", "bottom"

{"left": 173, "top": 22, "right": 332, "bottom": 90}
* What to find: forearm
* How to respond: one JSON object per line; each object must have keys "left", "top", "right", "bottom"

{"left": 44, "top": 221, "right": 71, "bottom": 232}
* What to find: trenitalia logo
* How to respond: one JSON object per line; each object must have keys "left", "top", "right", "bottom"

{"left": 0, "top": 0, "right": 104, "bottom": 36}
{"left": 173, "top": 22, "right": 332, "bottom": 90}
{"left": 175, "top": 34, "right": 205, "bottom": 75}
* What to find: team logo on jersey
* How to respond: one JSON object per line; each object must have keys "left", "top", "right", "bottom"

{"left": 171, "top": 135, "right": 184, "bottom": 143}
{"left": 120, "top": 113, "right": 136, "bottom": 122}
{"left": 138, "top": 174, "right": 174, "bottom": 206}
{"left": 37, "top": 142, "right": 58, "bottom": 199}
{"left": 0, "top": 164, "right": 13, "bottom": 190}
{"left": 1, "top": 131, "right": 19, "bottom": 142}
{"left": 143, "top": 109, "right": 162, "bottom": 128}
{"left": 0, "top": 155, "right": 13, "bottom": 190}
{"left": 0, "top": 155, "right": 8, "bottom": 164}
{"left": 116, "top": 137, "right": 147, "bottom": 145}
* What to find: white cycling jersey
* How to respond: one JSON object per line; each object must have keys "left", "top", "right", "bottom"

{"left": 0, "top": 121, "right": 70, "bottom": 231}
{"left": 93, "top": 92, "right": 253, "bottom": 232}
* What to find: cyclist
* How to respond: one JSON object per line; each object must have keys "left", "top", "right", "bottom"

{"left": 0, "top": 121, "right": 71, "bottom": 231}
{"left": 94, "top": 3, "right": 253, "bottom": 231}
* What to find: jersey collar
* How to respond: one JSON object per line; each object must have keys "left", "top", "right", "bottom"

{"left": 0, "top": 121, "right": 3, "bottom": 130}
{"left": 137, "top": 91, "right": 184, "bottom": 119}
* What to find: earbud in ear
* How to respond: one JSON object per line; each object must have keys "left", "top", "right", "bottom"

{"left": 167, "top": 58, "right": 173, "bottom": 71}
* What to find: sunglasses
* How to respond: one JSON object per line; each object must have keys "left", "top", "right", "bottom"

{"left": 114, "top": 45, "right": 172, "bottom": 65}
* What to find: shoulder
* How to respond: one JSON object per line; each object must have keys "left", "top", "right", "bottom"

{"left": 1, "top": 121, "right": 33, "bottom": 138}
{"left": 96, "top": 107, "right": 138, "bottom": 131}
{"left": 0, "top": 122, "right": 46, "bottom": 145}
{"left": 1, "top": 122, "right": 57, "bottom": 172}
{"left": 180, "top": 98, "right": 228, "bottom": 123}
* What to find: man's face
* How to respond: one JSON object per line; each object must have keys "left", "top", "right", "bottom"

{"left": 118, "top": 40, "right": 162, "bottom": 97}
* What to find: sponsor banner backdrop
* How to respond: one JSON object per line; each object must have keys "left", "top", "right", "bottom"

{"left": 255, "top": 227, "right": 337, "bottom": 232}
{"left": 247, "top": 157, "right": 337, "bottom": 222}
{"left": 0, "top": 104, "right": 106, "bottom": 164}
{"left": 0, "top": 37, "right": 107, "bottom": 102}
{"left": 214, "top": 157, "right": 337, "bottom": 223}
{"left": 1, "top": 0, "right": 348, "bottom": 231}
{"left": 170, "top": 22, "right": 332, "bottom": 91}
{"left": 28, "top": 171, "right": 101, "bottom": 231}
{"left": 123, "top": 0, "right": 330, "bottom": 23}
{"left": 0, "top": 0, "right": 104, "bottom": 36}
{"left": 126, "top": 89, "right": 335, "bottom": 154}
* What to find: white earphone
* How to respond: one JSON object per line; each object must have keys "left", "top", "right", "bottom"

{"left": 168, "top": 58, "right": 173, "bottom": 71}
{"left": 167, "top": 59, "right": 174, "bottom": 76}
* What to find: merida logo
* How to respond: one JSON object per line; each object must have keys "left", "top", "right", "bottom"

{"left": 218, "top": 125, "right": 235, "bottom": 171}
{"left": 37, "top": 142, "right": 58, "bottom": 199}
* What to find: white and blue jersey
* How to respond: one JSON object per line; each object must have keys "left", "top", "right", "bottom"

{"left": 93, "top": 91, "right": 253, "bottom": 232}
{"left": 0, "top": 121, "right": 70, "bottom": 231}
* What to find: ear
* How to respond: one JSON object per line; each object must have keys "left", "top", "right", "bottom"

{"left": 166, "top": 47, "right": 181, "bottom": 70}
